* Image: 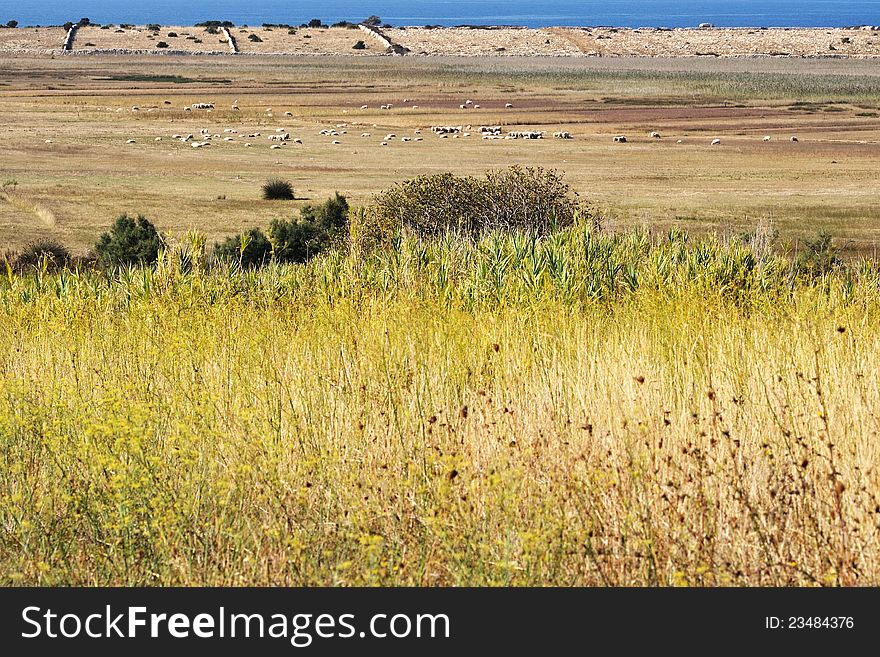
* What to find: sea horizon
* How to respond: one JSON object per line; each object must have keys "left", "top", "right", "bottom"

{"left": 4, "top": 0, "right": 880, "bottom": 29}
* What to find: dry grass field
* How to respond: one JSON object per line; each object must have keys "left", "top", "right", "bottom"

{"left": 2, "top": 54, "right": 880, "bottom": 256}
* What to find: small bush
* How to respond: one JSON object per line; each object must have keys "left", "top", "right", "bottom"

{"left": 268, "top": 218, "right": 324, "bottom": 263}
{"left": 300, "top": 192, "right": 349, "bottom": 235}
{"left": 13, "top": 240, "right": 70, "bottom": 271}
{"left": 796, "top": 230, "right": 841, "bottom": 277}
{"left": 214, "top": 227, "right": 272, "bottom": 267}
{"left": 352, "top": 40, "right": 366, "bottom": 49}
{"left": 262, "top": 179, "right": 294, "bottom": 200}
{"left": 95, "top": 214, "right": 162, "bottom": 267}
{"left": 205, "top": 26, "right": 219, "bottom": 34}
{"left": 156, "top": 41, "right": 169, "bottom": 48}
{"left": 167, "top": 31, "right": 178, "bottom": 37}
{"left": 288, "top": 28, "right": 297, "bottom": 35}
{"left": 147, "top": 24, "right": 160, "bottom": 31}
{"left": 248, "top": 34, "right": 262, "bottom": 42}
{"left": 193, "top": 38, "right": 202, "bottom": 43}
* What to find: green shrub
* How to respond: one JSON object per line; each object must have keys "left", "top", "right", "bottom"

{"left": 214, "top": 228, "right": 272, "bottom": 267}
{"left": 262, "top": 178, "right": 294, "bottom": 200}
{"left": 268, "top": 218, "right": 323, "bottom": 263}
{"left": 95, "top": 214, "right": 162, "bottom": 267}
{"left": 268, "top": 193, "right": 350, "bottom": 263}
{"left": 13, "top": 240, "right": 70, "bottom": 271}
{"left": 370, "top": 166, "right": 585, "bottom": 241}
{"left": 167, "top": 32, "right": 178, "bottom": 37}
{"left": 796, "top": 230, "right": 840, "bottom": 277}
{"left": 300, "top": 192, "right": 349, "bottom": 234}
{"left": 156, "top": 41, "right": 169, "bottom": 48}
{"left": 352, "top": 40, "right": 366, "bottom": 49}
{"left": 248, "top": 33, "right": 262, "bottom": 42}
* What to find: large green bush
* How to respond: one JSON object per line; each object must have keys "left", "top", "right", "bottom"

{"left": 95, "top": 214, "right": 162, "bottom": 266}
{"left": 370, "top": 166, "right": 585, "bottom": 242}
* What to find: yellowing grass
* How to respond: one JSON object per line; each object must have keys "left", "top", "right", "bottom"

{"left": 1, "top": 232, "right": 880, "bottom": 585}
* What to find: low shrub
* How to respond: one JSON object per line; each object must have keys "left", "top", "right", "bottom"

{"left": 269, "top": 193, "right": 350, "bottom": 263}
{"left": 796, "top": 230, "right": 841, "bottom": 277}
{"left": 13, "top": 239, "right": 70, "bottom": 271}
{"left": 156, "top": 41, "right": 169, "bottom": 48}
{"left": 248, "top": 34, "right": 262, "bottom": 42}
{"left": 214, "top": 227, "right": 272, "bottom": 267}
{"left": 95, "top": 214, "right": 162, "bottom": 267}
{"left": 262, "top": 178, "right": 294, "bottom": 200}
{"left": 352, "top": 40, "right": 366, "bottom": 49}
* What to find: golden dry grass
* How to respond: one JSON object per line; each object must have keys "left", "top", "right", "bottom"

{"left": 1, "top": 230, "right": 879, "bottom": 585}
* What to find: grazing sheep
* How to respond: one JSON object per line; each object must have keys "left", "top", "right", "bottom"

{"left": 224, "top": 128, "right": 237, "bottom": 133}
{"left": 154, "top": 137, "right": 162, "bottom": 141}
{"left": 676, "top": 139, "right": 683, "bottom": 143}
{"left": 613, "top": 135, "right": 627, "bottom": 143}
{"left": 126, "top": 139, "right": 136, "bottom": 144}
{"left": 285, "top": 111, "right": 293, "bottom": 116}
{"left": 44, "top": 139, "right": 53, "bottom": 143}
{"left": 131, "top": 106, "right": 140, "bottom": 111}
{"left": 184, "top": 107, "right": 192, "bottom": 112}
{"left": 465, "top": 100, "right": 473, "bottom": 105}
{"left": 473, "top": 104, "right": 481, "bottom": 109}
{"left": 385, "top": 133, "right": 396, "bottom": 139}
{"left": 401, "top": 137, "right": 411, "bottom": 142}
{"left": 650, "top": 131, "right": 661, "bottom": 139}
{"left": 293, "top": 138, "right": 303, "bottom": 144}
{"left": 331, "top": 140, "right": 341, "bottom": 144}
{"left": 431, "top": 125, "right": 462, "bottom": 135}
{"left": 380, "top": 141, "right": 388, "bottom": 146}
{"left": 270, "top": 144, "right": 282, "bottom": 149}
{"left": 459, "top": 104, "right": 467, "bottom": 109}
{"left": 191, "top": 103, "right": 215, "bottom": 110}
{"left": 361, "top": 133, "right": 371, "bottom": 137}
{"left": 361, "top": 104, "right": 368, "bottom": 109}
{"left": 415, "top": 137, "right": 423, "bottom": 141}
{"left": 412, "top": 105, "right": 420, "bottom": 109}
{"left": 224, "top": 137, "right": 235, "bottom": 141}
{"left": 268, "top": 133, "right": 290, "bottom": 141}
{"left": 245, "top": 143, "right": 252, "bottom": 147}
{"left": 505, "top": 103, "right": 514, "bottom": 108}
{"left": 231, "top": 105, "right": 240, "bottom": 111}
{"left": 553, "top": 131, "right": 573, "bottom": 139}
{"left": 763, "top": 135, "right": 772, "bottom": 142}
{"left": 507, "top": 131, "right": 544, "bottom": 139}
{"left": 711, "top": 138, "right": 721, "bottom": 145}
{"left": 790, "top": 136, "right": 799, "bottom": 142}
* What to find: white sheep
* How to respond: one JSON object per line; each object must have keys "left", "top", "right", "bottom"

{"left": 763, "top": 136, "right": 771, "bottom": 142}
{"left": 711, "top": 138, "right": 721, "bottom": 145}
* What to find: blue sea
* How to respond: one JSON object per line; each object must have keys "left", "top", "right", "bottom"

{"left": 3, "top": 1, "right": 880, "bottom": 28}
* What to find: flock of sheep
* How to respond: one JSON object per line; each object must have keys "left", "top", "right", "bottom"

{"left": 613, "top": 132, "right": 800, "bottom": 146}
{"left": 75, "top": 98, "right": 804, "bottom": 151}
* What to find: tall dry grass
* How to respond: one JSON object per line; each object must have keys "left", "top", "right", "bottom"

{"left": 1, "top": 227, "right": 879, "bottom": 585}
